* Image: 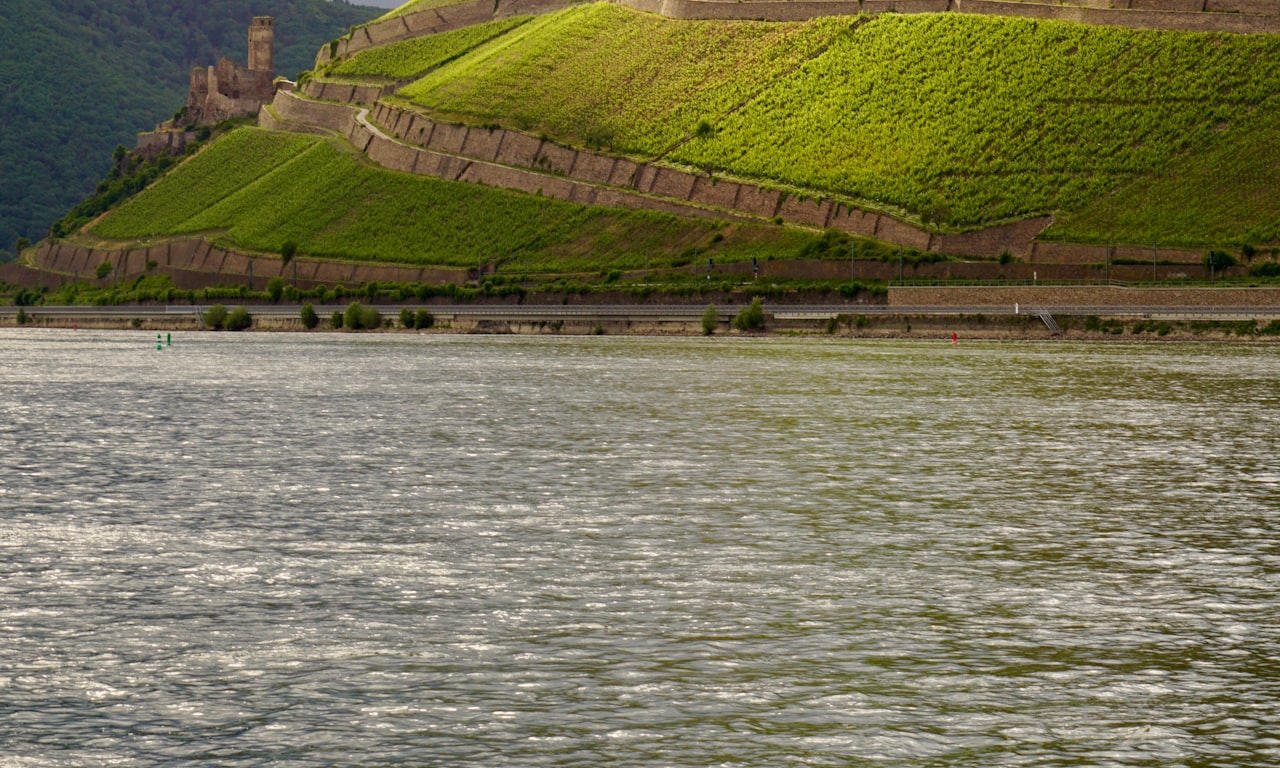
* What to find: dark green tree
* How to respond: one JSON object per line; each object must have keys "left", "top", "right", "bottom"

{"left": 203, "top": 303, "right": 228, "bottom": 329}
{"left": 701, "top": 303, "right": 718, "bottom": 336}
{"left": 266, "top": 276, "right": 285, "bottom": 302}
{"left": 224, "top": 305, "right": 252, "bottom": 331}
{"left": 300, "top": 302, "right": 319, "bottom": 329}
{"left": 733, "top": 297, "right": 765, "bottom": 331}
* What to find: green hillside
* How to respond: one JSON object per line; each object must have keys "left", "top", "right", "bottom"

{"left": 396, "top": 4, "right": 1280, "bottom": 245}
{"left": 42, "top": 0, "right": 1280, "bottom": 283}
{"left": 89, "top": 127, "right": 814, "bottom": 271}
{"left": 0, "top": 0, "right": 380, "bottom": 257}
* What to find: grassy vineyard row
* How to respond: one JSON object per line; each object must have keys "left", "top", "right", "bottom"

{"left": 91, "top": 128, "right": 818, "bottom": 271}
{"left": 1044, "top": 98, "right": 1280, "bottom": 246}
{"left": 326, "top": 17, "right": 531, "bottom": 80}
{"left": 386, "top": 4, "right": 1280, "bottom": 245}
{"left": 92, "top": 129, "right": 319, "bottom": 239}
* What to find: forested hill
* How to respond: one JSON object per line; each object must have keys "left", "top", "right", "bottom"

{"left": 0, "top": 0, "right": 380, "bottom": 258}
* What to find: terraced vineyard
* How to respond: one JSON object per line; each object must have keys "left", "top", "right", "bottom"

{"left": 674, "top": 13, "right": 1280, "bottom": 230}
{"left": 1044, "top": 99, "right": 1280, "bottom": 247}
{"left": 390, "top": 4, "right": 1280, "bottom": 244}
{"left": 91, "top": 129, "right": 320, "bottom": 239}
{"left": 326, "top": 17, "right": 531, "bottom": 80}
{"left": 91, "top": 128, "right": 813, "bottom": 270}
{"left": 399, "top": 4, "right": 850, "bottom": 155}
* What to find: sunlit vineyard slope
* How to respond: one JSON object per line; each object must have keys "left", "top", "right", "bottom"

{"left": 392, "top": 4, "right": 1280, "bottom": 244}
{"left": 89, "top": 128, "right": 814, "bottom": 271}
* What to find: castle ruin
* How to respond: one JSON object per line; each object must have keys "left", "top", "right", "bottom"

{"left": 137, "top": 17, "right": 279, "bottom": 155}
{"left": 186, "top": 16, "right": 276, "bottom": 126}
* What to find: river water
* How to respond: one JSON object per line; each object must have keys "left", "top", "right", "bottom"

{"left": 1, "top": 329, "right": 1278, "bottom": 766}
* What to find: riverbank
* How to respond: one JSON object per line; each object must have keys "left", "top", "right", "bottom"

{"left": 4, "top": 304, "right": 1279, "bottom": 341}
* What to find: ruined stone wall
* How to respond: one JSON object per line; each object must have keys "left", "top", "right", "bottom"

{"left": 188, "top": 67, "right": 210, "bottom": 113}
{"left": 212, "top": 58, "right": 274, "bottom": 103}
{"left": 136, "top": 130, "right": 197, "bottom": 158}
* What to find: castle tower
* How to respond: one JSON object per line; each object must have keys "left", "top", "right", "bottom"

{"left": 248, "top": 16, "right": 274, "bottom": 74}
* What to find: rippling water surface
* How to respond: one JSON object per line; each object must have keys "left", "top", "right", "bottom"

{"left": 2, "top": 329, "right": 1278, "bottom": 766}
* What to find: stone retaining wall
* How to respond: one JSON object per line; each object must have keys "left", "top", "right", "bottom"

{"left": 1028, "top": 242, "right": 1205, "bottom": 265}
{"left": 302, "top": 80, "right": 389, "bottom": 106}
{"left": 26, "top": 237, "right": 1234, "bottom": 291}
{"left": 33, "top": 240, "right": 468, "bottom": 289}
{"left": 891, "top": 285, "right": 1280, "bottom": 308}
{"left": 270, "top": 89, "right": 358, "bottom": 134}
